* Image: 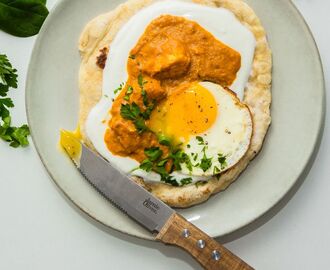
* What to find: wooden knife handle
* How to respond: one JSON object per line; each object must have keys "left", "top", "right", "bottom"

{"left": 156, "top": 213, "right": 254, "bottom": 270}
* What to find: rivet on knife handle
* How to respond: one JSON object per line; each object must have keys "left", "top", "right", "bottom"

{"left": 156, "top": 213, "right": 254, "bottom": 270}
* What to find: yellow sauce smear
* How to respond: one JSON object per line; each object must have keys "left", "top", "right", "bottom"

{"left": 104, "top": 15, "right": 241, "bottom": 163}
{"left": 60, "top": 126, "right": 82, "bottom": 160}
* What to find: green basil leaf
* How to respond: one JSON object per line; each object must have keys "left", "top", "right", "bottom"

{"left": 0, "top": 0, "right": 49, "bottom": 37}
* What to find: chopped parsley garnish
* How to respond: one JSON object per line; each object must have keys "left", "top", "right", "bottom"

{"left": 141, "top": 89, "right": 149, "bottom": 106}
{"left": 139, "top": 159, "right": 153, "bottom": 172}
{"left": 0, "top": 54, "right": 30, "bottom": 148}
{"left": 134, "top": 118, "right": 148, "bottom": 133}
{"left": 144, "top": 147, "right": 163, "bottom": 161}
{"left": 120, "top": 102, "right": 148, "bottom": 133}
{"left": 129, "top": 54, "right": 136, "bottom": 59}
{"left": 200, "top": 148, "right": 212, "bottom": 172}
{"left": 180, "top": 177, "right": 192, "bottom": 186}
{"left": 196, "top": 136, "right": 205, "bottom": 145}
{"left": 138, "top": 73, "right": 147, "bottom": 89}
{"left": 158, "top": 133, "right": 171, "bottom": 146}
{"left": 161, "top": 175, "right": 179, "bottom": 187}
{"left": 213, "top": 166, "right": 220, "bottom": 175}
{"left": 136, "top": 144, "right": 194, "bottom": 187}
{"left": 218, "top": 153, "right": 227, "bottom": 170}
{"left": 124, "top": 85, "right": 133, "bottom": 101}
{"left": 141, "top": 102, "right": 154, "bottom": 120}
{"left": 182, "top": 153, "right": 193, "bottom": 172}
{"left": 119, "top": 74, "right": 156, "bottom": 133}
{"left": 120, "top": 102, "right": 140, "bottom": 120}
{"left": 138, "top": 73, "right": 150, "bottom": 107}
{"left": 157, "top": 158, "right": 168, "bottom": 167}
{"left": 114, "top": 82, "right": 124, "bottom": 94}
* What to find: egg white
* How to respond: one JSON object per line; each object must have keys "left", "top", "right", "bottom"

{"left": 179, "top": 82, "right": 253, "bottom": 176}
{"left": 85, "top": 0, "right": 256, "bottom": 183}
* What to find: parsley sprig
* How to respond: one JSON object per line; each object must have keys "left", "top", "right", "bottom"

{"left": 0, "top": 54, "right": 30, "bottom": 148}
{"left": 120, "top": 102, "right": 148, "bottom": 133}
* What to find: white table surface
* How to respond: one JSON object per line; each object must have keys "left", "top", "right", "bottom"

{"left": 0, "top": 0, "right": 328, "bottom": 269}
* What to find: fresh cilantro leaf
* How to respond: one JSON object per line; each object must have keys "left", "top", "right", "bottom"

{"left": 200, "top": 150, "right": 212, "bottom": 172}
{"left": 218, "top": 153, "right": 227, "bottom": 170}
{"left": 180, "top": 177, "right": 192, "bottom": 186}
{"left": 144, "top": 147, "right": 163, "bottom": 161}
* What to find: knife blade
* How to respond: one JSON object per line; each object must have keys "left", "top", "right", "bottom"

{"left": 62, "top": 135, "right": 254, "bottom": 270}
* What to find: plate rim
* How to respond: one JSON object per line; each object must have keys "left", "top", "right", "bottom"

{"left": 26, "top": 0, "right": 326, "bottom": 241}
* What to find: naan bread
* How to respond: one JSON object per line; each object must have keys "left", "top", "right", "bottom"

{"left": 78, "top": 0, "right": 272, "bottom": 208}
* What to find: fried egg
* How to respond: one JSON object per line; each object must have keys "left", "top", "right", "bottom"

{"left": 85, "top": 1, "right": 256, "bottom": 183}
{"left": 150, "top": 81, "right": 253, "bottom": 176}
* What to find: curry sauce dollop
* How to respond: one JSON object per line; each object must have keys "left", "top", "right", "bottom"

{"left": 104, "top": 15, "right": 241, "bottom": 162}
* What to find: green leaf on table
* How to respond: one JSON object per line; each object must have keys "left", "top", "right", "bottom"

{"left": 0, "top": 0, "right": 49, "bottom": 37}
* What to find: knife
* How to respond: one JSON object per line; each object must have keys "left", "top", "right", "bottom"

{"left": 62, "top": 136, "right": 254, "bottom": 270}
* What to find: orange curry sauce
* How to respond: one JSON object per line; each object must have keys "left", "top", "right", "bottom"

{"left": 104, "top": 15, "right": 241, "bottom": 163}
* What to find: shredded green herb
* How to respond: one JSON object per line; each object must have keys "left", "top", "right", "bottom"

{"left": 200, "top": 148, "right": 212, "bottom": 172}
{"left": 124, "top": 85, "right": 133, "bottom": 101}
{"left": 196, "top": 136, "right": 204, "bottom": 145}
{"left": 218, "top": 153, "right": 227, "bottom": 170}
{"left": 180, "top": 177, "right": 192, "bottom": 186}
{"left": 158, "top": 133, "right": 171, "bottom": 146}
{"left": 144, "top": 147, "right": 163, "bottom": 161}
{"left": 213, "top": 166, "right": 220, "bottom": 175}
{"left": 114, "top": 82, "right": 124, "bottom": 94}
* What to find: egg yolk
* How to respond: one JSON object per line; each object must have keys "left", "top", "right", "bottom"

{"left": 148, "top": 83, "right": 217, "bottom": 144}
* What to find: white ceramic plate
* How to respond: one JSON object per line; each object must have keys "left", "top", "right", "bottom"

{"left": 26, "top": 0, "right": 325, "bottom": 240}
